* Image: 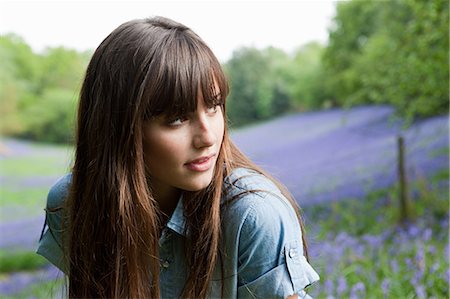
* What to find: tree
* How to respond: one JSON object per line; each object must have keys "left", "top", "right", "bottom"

{"left": 289, "top": 42, "right": 328, "bottom": 110}
{"left": 225, "top": 46, "right": 293, "bottom": 127}
{"left": 0, "top": 34, "right": 40, "bottom": 134}
{"left": 38, "top": 47, "right": 89, "bottom": 92}
{"left": 18, "top": 88, "right": 77, "bottom": 143}
{"left": 322, "top": 0, "right": 449, "bottom": 120}
{"left": 322, "top": 1, "right": 381, "bottom": 106}
{"left": 0, "top": 34, "right": 90, "bottom": 143}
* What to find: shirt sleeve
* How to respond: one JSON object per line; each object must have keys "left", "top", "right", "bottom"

{"left": 36, "top": 175, "right": 71, "bottom": 274}
{"left": 236, "top": 191, "right": 320, "bottom": 299}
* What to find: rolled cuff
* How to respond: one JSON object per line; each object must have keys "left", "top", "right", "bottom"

{"left": 237, "top": 240, "right": 319, "bottom": 299}
{"left": 36, "top": 228, "right": 66, "bottom": 274}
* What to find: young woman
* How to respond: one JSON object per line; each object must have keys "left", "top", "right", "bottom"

{"left": 37, "top": 16, "right": 319, "bottom": 299}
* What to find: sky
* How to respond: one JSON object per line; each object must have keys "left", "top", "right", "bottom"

{"left": 0, "top": 0, "right": 337, "bottom": 62}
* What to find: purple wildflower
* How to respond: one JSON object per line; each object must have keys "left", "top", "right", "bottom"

{"left": 414, "top": 284, "right": 426, "bottom": 298}
{"left": 381, "top": 278, "right": 389, "bottom": 298}
{"left": 324, "top": 279, "right": 334, "bottom": 296}
{"left": 362, "top": 234, "right": 383, "bottom": 248}
{"left": 427, "top": 245, "right": 436, "bottom": 255}
{"left": 408, "top": 225, "right": 421, "bottom": 238}
{"left": 422, "top": 228, "right": 432, "bottom": 242}
{"left": 429, "top": 262, "right": 439, "bottom": 274}
{"left": 325, "top": 279, "right": 334, "bottom": 295}
{"left": 415, "top": 244, "right": 426, "bottom": 276}
{"left": 405, "top": 258, "right": 413, "bottom": 270}
{"left": 336, "top": 277, "right": 347, "bottom": 296}
{"left": 390, "top": 260, "right": 399, "bottom": 273}
{"left": 349, "top": 282, "right": 366, "bottom": 299}
{"left": 445, "top": 242, "right": 449, "bottom": 263}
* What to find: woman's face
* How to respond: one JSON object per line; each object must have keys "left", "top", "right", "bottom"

{"left": 143, "top": 93, "right": 224, "bottom": 200}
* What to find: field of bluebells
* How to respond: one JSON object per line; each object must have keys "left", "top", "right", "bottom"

{"left": 305, "top": 180, "right": 448, "bottom": 298}
{"left": 0, "top": 105, "right": 448, "bottom": 298}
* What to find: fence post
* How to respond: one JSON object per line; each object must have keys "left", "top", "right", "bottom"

{"left": 397, "top": 135, "right": 410, "bottom": 224}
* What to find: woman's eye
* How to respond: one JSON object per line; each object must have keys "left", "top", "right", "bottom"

{"left": 207, "top": 104, "right": 220, "bottom": 114}
{"left": 167, "top": 116, "right": 188, "bottom": 126}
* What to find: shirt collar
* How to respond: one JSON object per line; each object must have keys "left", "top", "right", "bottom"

{"left": 164, "top": 167, "right": 252, "bottom": 237}
{"left": 166, "top": 193, "right": 187, "bottom": 236}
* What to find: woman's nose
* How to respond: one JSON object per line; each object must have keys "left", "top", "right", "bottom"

{"left": 193, "top": 114, "right": 216, "bottom": 149}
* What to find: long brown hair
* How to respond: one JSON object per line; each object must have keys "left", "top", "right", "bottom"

{"left": 67, "top": 16, "right": 308, "bottom": 298}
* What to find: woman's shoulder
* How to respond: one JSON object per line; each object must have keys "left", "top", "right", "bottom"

{"left": 223, "top": 167, "right": 283, "bottom": 204}
{"left": 223, "top": 167, "right": 293, "bottom": 208}
{"left": 220, "top": 168, "right": 319, "bottom": 298}
{"left": 47, "top": 173, "right": 72, "bottom": 209}
{"left": 224, "top": 167, "right": 278, "bottom": 189}
{"left": 37, "top": 174, "right": 71, "bottom": 274}
{"left": 222, "top": 167, "right": 301, "bottom": 239}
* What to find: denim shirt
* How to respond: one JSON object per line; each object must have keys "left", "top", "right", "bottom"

{"left": 37, "top": 168, "right": 319, "bottom": 298}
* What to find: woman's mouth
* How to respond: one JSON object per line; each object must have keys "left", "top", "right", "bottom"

{"left": 184, "top": 154, "right": 215, "bottom": 172}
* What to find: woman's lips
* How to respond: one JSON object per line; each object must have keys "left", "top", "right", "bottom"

{"left": 185, "top": 154, "right": 215, "bottom": 172}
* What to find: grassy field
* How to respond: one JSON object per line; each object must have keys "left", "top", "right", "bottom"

{"left": 1, "top": 277, "right": 65, "bottom": 299}
{"left": 0, "top": 110, "right": 448, "bottom": 298}
{"left": 0, "top": 140, "right": 71, "bottom": 220}
{"left": 0, "top": 139, "right": 71, "bottom": 297}
{"left": 305, "top": 171, "right": 449, "bottom": 298}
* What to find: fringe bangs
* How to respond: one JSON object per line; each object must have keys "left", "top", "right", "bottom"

{"left": 142, "top": 28, "right": 228, "bottom": 120}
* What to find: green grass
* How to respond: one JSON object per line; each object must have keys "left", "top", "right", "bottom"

{"left": 306, "top": 174, "right": 449, "bottom": 238}
{"left": 305, "top": 171, "right": 449, "bottom": 298}
{"left": 0, "top": 186, "right": 48, "bottom": 206}
{"left": 0, "top": 250, "right": 49, "bottom": 273}
{"left": 1, "top": 278, "right": 65, "bottom": 299}
{"left": 0, "top": 186, "right": 49, "bottom": 220}
{"left": 1, "top": 139, "right": 448, "bottom": 298}
{"left": 0, "top": 155, "right": 71, "bottom": 177}
{"left": 0, "top": 140, "right": 72, "bottom": 219}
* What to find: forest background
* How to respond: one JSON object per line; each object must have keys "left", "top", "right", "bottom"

{"left": 1, "top": 0, "right": 448, "bottom": 142}
{"left": 1, "top": 0, "right": 449, "bottom": 297}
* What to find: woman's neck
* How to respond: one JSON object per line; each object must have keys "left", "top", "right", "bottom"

{"left": 151, "top": 180, "right": 181, "bottom": 223}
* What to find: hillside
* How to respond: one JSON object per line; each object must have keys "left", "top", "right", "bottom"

{"left": 232, "top": 105, "right": 449, "bottom": 206}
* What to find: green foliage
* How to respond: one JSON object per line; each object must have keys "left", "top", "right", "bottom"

{"left": 39, "top": 47, "right": 89, "bottom": 91}
{"left": 306, "top": 169, "right": 449, "bottom": 298}
{"left": 0, "top": 34, "right": 88, "bottom": 143}
{"left": 311, "top": 228, "right": 448, "bottom": 298}
{"left": 290, "top": 42, "right": 328, "bottom": 110}
{"left": 0, "top": 250, "right": 49, "bottom": 273}
{"left": 2, "top": 277, "right": 65, "bottom": 299}
{"left": 308, "top": 170, "right": 449, "bottom": 238}
{"left": 0, "top": 140, "right": 72, "bottom": 220}
{"left": 0, "top": 34, "right": 40, "bottom": 84}
{"left": 322, "top": 1, "right": 381, "bottom": 106}
{"left": 17, "top": 88, "right": 78, "bottom": 143}
{"left": 1, "top": 0, "right": 447, "bottom": 141}
{"left": 225, "top": 0, "right": 448, "bottom": 126}
{"left": 224, "top": 44, "right": 327, "bottom": 126}
{"left": 0, "top": 34, "right": 40, "bottom": 134}
{"left": 323, "top": 0, "right": 449, "bottom": 120}
{"left": 225, "top": 47, "right": 283, "bottom": 126}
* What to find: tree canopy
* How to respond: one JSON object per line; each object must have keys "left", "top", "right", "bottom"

{"left": 1, "top": 0, "right": 447, "bottom": 143}
{"left": 323, "top": 0, "right": 449, "bottom": 121}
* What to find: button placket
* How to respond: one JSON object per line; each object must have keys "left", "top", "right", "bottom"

{"left": 161, "top": 259, "right": 170, "bottom": 269}
{"left": 289, "top": 248, "right": 298, "bottom": 259}
{"left": 159, "top": 228, "right": 173, "bottom": 270}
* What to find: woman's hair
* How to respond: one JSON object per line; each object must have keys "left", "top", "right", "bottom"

{"left": 66, "top": 16, "right": 308, "bottom": 298}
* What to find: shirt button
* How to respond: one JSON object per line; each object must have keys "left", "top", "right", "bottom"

{"left": 289, "top": 248, "right": 298, "bottom": 259}
{"left": 161, "top": 260, "right": 170, "bottom": 268}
